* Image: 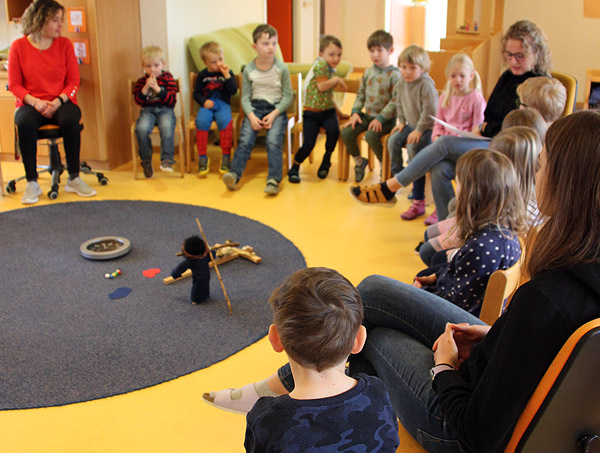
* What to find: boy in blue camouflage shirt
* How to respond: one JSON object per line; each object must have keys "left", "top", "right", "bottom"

{"left": 244, "top": 267, "right": 399, "bottom": 452}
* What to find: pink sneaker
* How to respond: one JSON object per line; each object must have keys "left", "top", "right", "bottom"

{"left": 401, "top": 200, "right": 426, "bottom": 220}
{"left": 424, "top": 210, "right": 438, "bottom": 226}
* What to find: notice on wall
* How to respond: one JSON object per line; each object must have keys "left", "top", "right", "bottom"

{"left": 67, "top": 7, "right": 87, "bottom": 33}
{"left": 72, "top": 39, "right": 90, "bottom": 65}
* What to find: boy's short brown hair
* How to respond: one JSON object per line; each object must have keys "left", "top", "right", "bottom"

{"left": 200, "top": 41, "right": 223, "bottom": 62}
{"left": 141, "top": 45, "right": 165, "bottom": 63}
{"left": 367, "top": 30, "right": 393, "bottom": 50}
{"left": 516, "top": 77, "right": 566, "bottom": 124}
{"left": 269, "top": 267, "right": 363, "bottom": 373}
{"left": 398, "top": 45, "right": 430, "bottom": 72}
{"left": 319, "top": 35, "right": 342, "bottom": 52}
{"left": 252, "top": 24, "right": 278, "bottom": 43}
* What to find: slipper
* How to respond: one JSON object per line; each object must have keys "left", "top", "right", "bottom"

{"left": 349, "top": 184, "right": 397, "bottom": 207}
{"left": 201, "top": 383, "right": 261, "bottom": 415}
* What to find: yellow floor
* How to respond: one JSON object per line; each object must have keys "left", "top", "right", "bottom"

{"left": 0, "top": 145, "right": 428, "bottom": 452}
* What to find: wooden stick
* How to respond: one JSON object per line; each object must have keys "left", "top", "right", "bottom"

{"left": 196, "top": 218, "right": 233, "bottom": 314}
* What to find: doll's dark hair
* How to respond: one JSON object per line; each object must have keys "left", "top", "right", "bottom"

{"left": 183, "top": 235, "right": 206, "bottom": 257}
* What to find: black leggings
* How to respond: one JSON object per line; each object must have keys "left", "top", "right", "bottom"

{"left": 14, "top": 103, "right": 82, "bottom": 181}
{"left": 294, "top": 108, "right": 339, "bottom": 165}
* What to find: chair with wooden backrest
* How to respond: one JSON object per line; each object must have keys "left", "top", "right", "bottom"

{"left": 0, "top": 156, "right": 5, "bottom": 195}
{"left": 551, "top": 70, "right": 578, "bottom": 117}
{"left": 505, "top": 318, "right": 600, "bottom": 453}
{"left": 185, "top": 72, "right": 241, "bottom": 173}
{"left": 337, "top": 78, "right": 380, "bottom": 181}
{"left": 129, "top": 78, "right": 185, "bottom": 179}
{"left": 583, "top": 69, "right": 600, "bottom": 110}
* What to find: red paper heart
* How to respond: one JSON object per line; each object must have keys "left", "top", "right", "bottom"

{"left": 142, "top": 268, "right": 161, "bottom": 278}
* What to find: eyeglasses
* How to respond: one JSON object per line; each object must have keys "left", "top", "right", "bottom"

{"left": 503, "top": 50, "right": 527, "bottom": 62}
{"left": 516, "top": 98, "right": 528, "bottom": 108}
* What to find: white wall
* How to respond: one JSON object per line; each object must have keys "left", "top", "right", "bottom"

{"left": 0, "top": 2, "right": 24, "bottom": 51}
{"left": 504, "top": 0, "right": 600, "bottom": 103}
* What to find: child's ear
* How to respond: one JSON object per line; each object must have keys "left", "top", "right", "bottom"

{"left": 252, "top": 42, "right": 257, "bottom": 52}
{"left": 389, "top": 46, "right": 394, "bottom": 55}
{"left": 268, "top": 324, "right": 285, "bottom": 353}
{"left": 351, "top": 325, "right": 367, "bottom": 354}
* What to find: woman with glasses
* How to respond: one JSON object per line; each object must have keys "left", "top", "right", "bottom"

{"left": 350, "top": 20, "right": 551, "bottom": 222}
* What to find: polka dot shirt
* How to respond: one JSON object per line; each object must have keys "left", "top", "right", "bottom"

{"left": 428, "top": 226, "right": 521, "bottom": 315}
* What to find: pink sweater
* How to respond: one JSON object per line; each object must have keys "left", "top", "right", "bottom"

{"left": 8, "top": 36, "right": 79, "bottom": 107}
{"left": 432, "top": 90, "right": 486, "bottom": 139}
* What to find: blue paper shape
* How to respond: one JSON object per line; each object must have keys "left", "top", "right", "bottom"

{"left": 109, "top": 287, "right": 132, "bottom": 299}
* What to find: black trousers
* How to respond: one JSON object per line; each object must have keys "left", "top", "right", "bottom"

{"left": 14, "top": 102, "right": 82, "bottom": 181}
{"left": 294, "top": 108, "right": 339, "bottom": 165}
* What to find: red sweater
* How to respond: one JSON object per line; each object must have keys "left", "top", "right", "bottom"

{"left": 8, "top": 36, "right": 80, "bottom": 107}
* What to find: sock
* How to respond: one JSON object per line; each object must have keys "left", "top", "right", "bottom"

{"left": 196, "top": 130, "right": 209, "bottom": 156}
{"left": 353, "top": 156, "right": 364, "bottom": 166}
{"left": 379, "top": 181, "right": 396, "bottom": 201}
{"left": 254, "top": 379, "right": 280, "bottom": 397}
{"left": 219, "top": 121, "right": 233, "bottom": 153}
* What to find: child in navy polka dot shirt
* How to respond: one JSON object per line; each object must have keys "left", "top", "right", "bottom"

{"left": 414, "top": 148, "right": 527, "bottom": 316}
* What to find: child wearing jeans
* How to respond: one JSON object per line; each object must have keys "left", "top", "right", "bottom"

{"left": 387, "top": 45, "right": 438, "bottom": 220}
{"left": 193, "top": 41, "right": 237, "bottom": 176}
{"left": 340, "top": 30, "right": 400, "bottom": 183}
{"left": 287, "top": 35, "right": 346, "bottom": 183}
{"left": 243, "top": 267, "right": 400, "bottom": 451}
{"left": 134, "top": 45, "right": 178, "bottom": 178}
{"left": 222, "top": 24, "right": 293, "bottom": 195}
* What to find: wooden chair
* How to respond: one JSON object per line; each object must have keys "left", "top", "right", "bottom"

{"left": 185, "top": 72, "right": 241, "bottom": 173}
{"left": 129, "top": 78, "right": 185, "bottom": 179}
{"left": 505, "top": 318, "right": 600, "bottom": 452}
{"left": 551, "top": 70, "right": 578, "bottom": 116}
{"left": 479, "top": 260, "right": 523, "bottom": 325}
{"left": 0, "top": 156, "right": 5, "bottom": 196}
{"left": 337, "top": 78, "right": 380, "bottom": 181}
{"left": 583, "top": 68, "right": 600, "bottom": 110}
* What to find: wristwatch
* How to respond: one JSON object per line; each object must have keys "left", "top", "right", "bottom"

{"left": 430, "top": 363, "right": 455, "bottom": 381}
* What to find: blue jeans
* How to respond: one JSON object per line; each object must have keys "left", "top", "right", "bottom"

{"left": 135, "top": 105, "right": 176, "bottom": 163}
{"left": 393, "top": 136, "right": 489, "bottom": 220}
{"left": 388, "top": 126, "right": 432, "bottom": 200}
{"left": 195, "top": 98, "right": 232, "bottom": 131}
{"left": 349, "top": 275, "right": 486, "bottom": 453}
{"left": 230, "top": 100, "right": 286, "bottom": 182}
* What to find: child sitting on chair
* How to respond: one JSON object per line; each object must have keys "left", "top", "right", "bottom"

{"left": 193, "top": 41, "right": 238, "bottom": 176}
{"left": 244, "top": 267, "right": 400, "bottom": 451}
{"left": 222, "top": 24, "right": 293, "bottom": 196}
{"left": 287, "top": 35, "right": 346, "bottom": 183}
{"left": 170, "top": 235, "right": 210, "bottom": 304}
{"left": 133, "top": 45, "right": 178, "bottom": 178}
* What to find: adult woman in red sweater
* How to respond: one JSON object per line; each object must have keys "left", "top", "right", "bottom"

{"left": 8, "top": 0, "right": 96, "bottom": 204}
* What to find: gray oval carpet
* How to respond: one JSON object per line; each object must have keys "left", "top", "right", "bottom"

{"left": 0, "top": 200, "right": 305, "bottom": 410}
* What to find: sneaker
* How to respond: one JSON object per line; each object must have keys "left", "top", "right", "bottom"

{"left": 354, "top": 159, "right": 368, "bottom": 183}
{"left": 264, "top": 178, "right": 280, "bottom": 195}
{"left": 160, "top": 160, "right": 173, "bottom": 172}
{"left": 141, "top": 160, "right": 153, "bottom": 178}
{"left": 198, "top": 156, "right": 210, "bottom": 176}
{"left": 415, "top": 241, "right": 424, "bottom": 254}
{"left": 401, "top": 200, "right": 426, "bottom": 220}
{"left": 317, "top": 160, "right": 331, "bottom": 179}
{"left": 21, "top": 181, "right": 42, "bottom": 205}
{"left": 287, "top": 168, "right": 300, "bottom": 183}
{"left": 65, "top": 176, "right": 97, "bottom": 197}
{"left": 219, "top": 155, "right": 231, "bottom": 174}
{"left": 222, "top": 171, "right": 238, "bottom": 191}
{"left": 424, "top": 210, "right": 438, "bottom": 226}
{"left": 349, "top": 183, "right": 397, "bottom": 207}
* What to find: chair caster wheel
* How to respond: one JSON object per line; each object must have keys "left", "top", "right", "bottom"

{"left": 81, "top": 162, "right": 91, "bottom": 173}
{"left": 97, "top": 173, "right": 108, "bottom": 185}
{"left": 48, "top": 190, "right": 58, "bottom": 200}
{"left": 6, "top": 181, "right": 16, "bottom": 194}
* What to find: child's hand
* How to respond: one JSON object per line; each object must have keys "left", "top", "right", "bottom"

{"left": 248, "top": 112, "right": 263, "bottom": 131}
{"left": 368, "top": 118, "right": 383, "bottom": 132}
{"left": 471, "top": 123, "right": 485, "bottom": 136}
{"left": 203, "top": 99, "right": 215, "bottom": 109}
{"left": 335, "top": 77, "right": 347, "bottom": 91}
{"left": 407, "top": 130, "right": 422, "bottom": 144}
{"left": 262, "top": 110, "right": 280, "bottom": 129}
{"left": 148, "top": 75, "right": 160, "bottom": 92}
{"left": 342, "top": 113, "right": 362, "bottom": 130}
{"left": 432, "top": 135, "right": 438, "bottom": 142}
{"left": 390, "top": 123, "right": 405, "bottom": 135}
{"left": 218, "top": 63, "right": 231, "bottom": 78}
{"left": 413, "top": 274, "right": 437, "bottom": 288}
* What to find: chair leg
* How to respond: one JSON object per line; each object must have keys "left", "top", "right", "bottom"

{"left": 381, "top": 138, "right": 392, "bottom": 182}
{"left": 186, "top": 126, "right": 193, "bottom": 174}
{"left": 178, "top": 127, "right": 185, "bottom": 178}
{"left": 130, "top": 126, "right": 138, "bottom": 180}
